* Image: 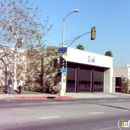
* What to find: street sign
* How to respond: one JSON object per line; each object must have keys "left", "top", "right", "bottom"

{"left": 58, "top": 47, "right": 67, "bottom": 53}
{"left": 60, "top": 68, "right": 67, "bottom": 73}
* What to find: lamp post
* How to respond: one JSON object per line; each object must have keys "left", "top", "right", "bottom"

{"left": 60, "top": 9, "right": 79, "bottom": 96}
{"left": 62, "top": 9, "right": 79, "bottom": 47}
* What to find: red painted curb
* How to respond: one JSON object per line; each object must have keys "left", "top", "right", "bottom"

{"left": 55, "top": 96, "right": 72, "bottom": 99}
{"left": 15, "top": 96, "right": 48, "bottom": 99}
{"left": 4, "top": 96, "right": 72, "bottom": 100}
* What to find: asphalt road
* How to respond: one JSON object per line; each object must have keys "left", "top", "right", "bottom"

{"left": 0, "top": 98, "right": 130, "bottom": 130}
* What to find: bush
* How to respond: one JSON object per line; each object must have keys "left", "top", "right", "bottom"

{"left": 23, "top": 84, "right": 31, "bottom": 91}
{"left": 0, "top": 85, "right": 6, "bottom": 91}
{"left": 23, "top": 83, "right": 43, "bottom": 92}
{"left": 23, "top": 82, "right": 60, "bottom": 94}
{"left": 121, "top": 78, "right": 128, "bottom": 93}
{"left": 49, "top": 84, "right": 60, "bottom": 94}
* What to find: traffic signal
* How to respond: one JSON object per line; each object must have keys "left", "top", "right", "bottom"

{"left": 54, "top": 58, "right": 58, "bottom": 68}
{"left": 64, "top": 60, "right": 67, "bottom": 68}
{"left": 60, "top": 57, "right": 64, "bottom": 68}
{"left": 91, "top": 27, "right": 96, "bottom": 40}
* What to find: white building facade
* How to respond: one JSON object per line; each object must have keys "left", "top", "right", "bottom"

{"left": 64, "top": 48, "right": 114, "bottom": 93}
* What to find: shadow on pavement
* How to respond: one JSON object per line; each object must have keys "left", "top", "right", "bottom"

{"left": 99, "top": 104, "right": 130, "bottom": 111}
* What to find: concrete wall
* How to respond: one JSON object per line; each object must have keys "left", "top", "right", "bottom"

{"left": 113, "top": 67, "right": 130, "bottom": 92}
{"left": 114, "top": 67, "right": 129, "bottom": 78}
{"left": 104, "top": 67, "right": 114, "bottom": 93}
{"left": 104, "top": 68, "right": 110, "bottom": 93}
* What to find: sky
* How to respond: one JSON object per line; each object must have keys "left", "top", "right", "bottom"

{"left": 31, "top": 0, "right": 130, "bottom": 67}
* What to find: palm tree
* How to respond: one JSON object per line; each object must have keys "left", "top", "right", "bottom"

{"left": 105, "top": 50, "right": 113, "bottom": 57}
{"left": 76, "top": 44, "right": 84, "bottom": 50}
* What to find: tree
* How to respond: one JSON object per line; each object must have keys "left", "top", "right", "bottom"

{"left": 76, "top": 44, "right": 85, "bottom": 50}
{"left": 23, "top": 46, "right": 60, "bottom": 93}
{"left": 0, "top": 45, "right": 14, "bottom": 87}
{"left": 0, "top": 0, "right": 51, "bottom": 89}
{"left": 121, "top": 77, "right": 130, "bottom": 93}
{"left": 105, "top": 50, "right": 113, "bottom": 57}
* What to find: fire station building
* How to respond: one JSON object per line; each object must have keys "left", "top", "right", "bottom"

{"left": 65, "top": 48, "right": 114, "bottom": 93}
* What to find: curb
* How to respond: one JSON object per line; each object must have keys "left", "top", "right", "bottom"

{"left": 55, "top": 96, "right": 72, "bottom": 99}
{"left": 3, "top": 96, "right": 72, "bottom": 100}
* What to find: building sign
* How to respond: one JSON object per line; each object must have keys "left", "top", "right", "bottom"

{"left": 60, "top": 68, "right": 67, "bottom": 73}
{"left": 88, "top": 55, "right": 95, "bottom": 63}
{"left": 58, "top": 47, "right": 67, "bottom": 54}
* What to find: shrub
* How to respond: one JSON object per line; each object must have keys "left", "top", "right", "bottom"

{"left": 0, "top": 85, "right": 6, "bottom": 91}
{"left": 23, "top": 83, "right": 43, "bottom": 92}
{"left": 23, "top": 82, "right": 60, "bottom": 94}
{"left": 23, "top": 84, "right": 31, "bottom": 91}
{"left": 49, "top": 84, "right": 60, "bottom": 94}
{"left": 121, "top": 78, "right": 129, "bottom": 93}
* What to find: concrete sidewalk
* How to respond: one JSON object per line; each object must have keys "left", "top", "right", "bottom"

{"left": 65, "top": 92, "right": 130, "bottom": 99}
{"left": 0, "top": 92, "right": 130, "bottom": 100}
{"left": 0, "top": 93, "right": 72, "bottom": 100}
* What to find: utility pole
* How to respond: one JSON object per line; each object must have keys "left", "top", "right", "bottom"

{"left": 60, "top": 9, "right": 79, "bottom": 96}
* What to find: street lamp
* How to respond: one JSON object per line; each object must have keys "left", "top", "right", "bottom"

{"left": 62, "top": 9, "right": 79, "bottom": 47}
{"left": 60, "top": 9, "right": 79, "bottom": 96}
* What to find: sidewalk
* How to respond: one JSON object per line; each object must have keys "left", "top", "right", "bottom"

{"left": 0, "top": 93, "right": 72, "bottom": 100}
{"left": 0, "top": 92, "right": 130, "bottom": 100}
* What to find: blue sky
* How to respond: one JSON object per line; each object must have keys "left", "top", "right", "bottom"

{"left": 32, "top": 0, "right": 130, "bottom": 67}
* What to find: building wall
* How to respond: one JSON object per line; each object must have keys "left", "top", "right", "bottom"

{"left": 114, "top": 67, "right": 129, "bottom": 78}
{"left": 104, "top": 68, "right": 114, "bottom": 93}
{"left": 65, "top": 48, "right": 113, "bottom": 93}
{"left": 104, "top": 69, "right": 110, "bottom": 93}
{"left": 66, "top": 48, "right": 113, "bottom": 68}
{"left": 113, "top": 67, "right": 130, "bottom": 92}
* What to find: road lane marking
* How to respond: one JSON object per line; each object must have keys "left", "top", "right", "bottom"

{"left": 89, "top": 111, "right": 104, "bottom": 115}
{"left": 58, "top": 106, "right": 69, "bottom": 108}
{"left": 122, "top": 109, "right": 129, "bottom": 112}
{"left": 11, "top": 108, "right": 26, "bottom": 111}
{"left": 38, "top": 116, "right": 60, "bottom": 120}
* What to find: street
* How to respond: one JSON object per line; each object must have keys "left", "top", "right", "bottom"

{"left": 0, "top": 98, "right": 130, "bottom": 130}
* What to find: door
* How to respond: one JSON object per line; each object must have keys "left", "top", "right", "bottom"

{"left": 66, "top": 63, "right": 77, "bottom": 92}
{"left": 92, "top": 67, "right": 104, "bottom": 92}
{"left": 78, "top": 65, "right": 91, "bottom": 92}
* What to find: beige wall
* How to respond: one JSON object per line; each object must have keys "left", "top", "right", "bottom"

{"left": 114, "top": 67, "right": 129, "bottom": 78}
{"left": 113, "top": 67, "right": 130, "bottom": 92}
